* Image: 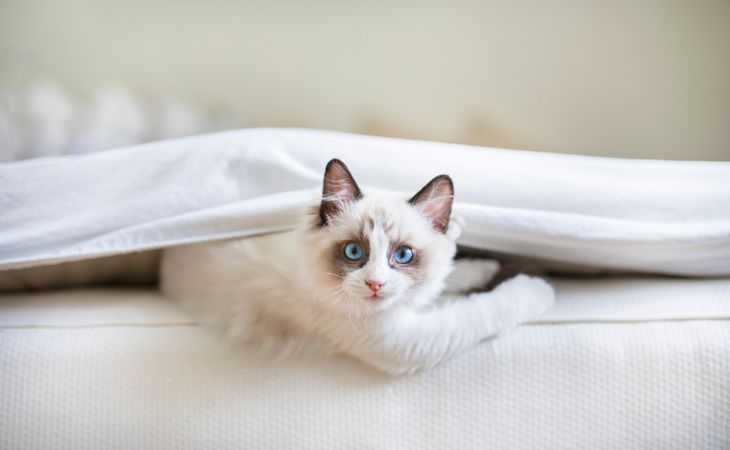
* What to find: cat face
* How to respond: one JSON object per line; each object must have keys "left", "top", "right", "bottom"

{"left": 304, "top": 159, "right": 459, "bottom": 314}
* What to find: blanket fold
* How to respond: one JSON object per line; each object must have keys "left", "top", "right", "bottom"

{"left": 1, "top": 128, "right": 729, "bottom": 276}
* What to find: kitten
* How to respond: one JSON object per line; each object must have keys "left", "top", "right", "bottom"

{"left": 160, "top": 159, "right": 554, "bottom": 375}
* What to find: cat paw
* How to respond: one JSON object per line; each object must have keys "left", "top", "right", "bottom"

{"left": 444, "top": 258, "right": 501, "bottom": 294}
{"left": 492, "top": 274, "right": 555, "bottom": 324}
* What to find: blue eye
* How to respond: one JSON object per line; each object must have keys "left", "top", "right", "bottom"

{"left": 393, "top": 246, "right": 414, "bottom": 264}
{"left": 343, "top": 242, "right": 364, "bottom": 261}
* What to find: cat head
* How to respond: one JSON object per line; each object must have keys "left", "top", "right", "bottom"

{"left": 303, "top": 159, "right": 461, "bottom": 314}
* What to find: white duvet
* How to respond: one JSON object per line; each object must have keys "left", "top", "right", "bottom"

{"left": 1, "top": 128, "right": 729, "bottom": 275}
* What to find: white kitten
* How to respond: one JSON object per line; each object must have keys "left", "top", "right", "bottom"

{"left": 160, "top": 159, "right": 554, "bottom": 375}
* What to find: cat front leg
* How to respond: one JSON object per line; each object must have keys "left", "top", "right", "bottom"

{"left": 343, "top": 275, "right": 555, "bottom": 375}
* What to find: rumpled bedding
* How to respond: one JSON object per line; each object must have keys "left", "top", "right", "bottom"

{"left": 1, "top": 128, "right": 729, "bottom": 276}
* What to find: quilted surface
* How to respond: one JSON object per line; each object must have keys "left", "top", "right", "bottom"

{"left": 1, "top": 278, "right": 729, "bottom": 449}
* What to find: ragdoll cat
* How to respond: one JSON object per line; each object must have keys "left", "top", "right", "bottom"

{"left": 160, "top": 159, "right": 554, "bottom": 375}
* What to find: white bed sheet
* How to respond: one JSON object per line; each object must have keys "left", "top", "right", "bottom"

{"left": 2, "top": 128, "right": 730, "bottom": 276}
{"left": 1, "top": 277, "right": 728, "bottom": 449}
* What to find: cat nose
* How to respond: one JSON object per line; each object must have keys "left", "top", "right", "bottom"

{"left": 365, "top": 279, "right": 385, "bottom": 292}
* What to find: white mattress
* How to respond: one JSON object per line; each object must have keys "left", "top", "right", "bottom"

{"left": 2, "top": 277, "right": 729, "bottom": 449}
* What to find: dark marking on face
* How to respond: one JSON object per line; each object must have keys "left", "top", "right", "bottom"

{"left": 326, "top": 231, "right": 428, "bottom": 286}
{"left": 328, "top": 238, "right": 369, "bottom": 279}
{"left": 321, "top": 200, "right": 433, "bottom": 287}
{"left": 381, "top": 219, "right": 395, "bottom": 235}
{"left": 359, "top": 218, "right": 374, "bottom": 242}
{"left": 388, "top": 241, "right": 427, "bottom": 283}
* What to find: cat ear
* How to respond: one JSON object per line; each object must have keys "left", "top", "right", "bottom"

{"left": 408, "top": 175, "right": 454, "bottom": 233}
{"left": 319, "top": 159, "right": 363, "bottom": 226}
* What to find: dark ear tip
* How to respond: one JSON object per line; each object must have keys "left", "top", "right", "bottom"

{"left": 408, "top": 173, "right": 455, "bottom": 207}
{"left": 432, "top": 174, "right": 454, "bottom": 193}
{"left": 435, "top": 174, "right": 453, "bottom": 185}
{"left": 325, "top": 158, "right": 346, "bottom": 171}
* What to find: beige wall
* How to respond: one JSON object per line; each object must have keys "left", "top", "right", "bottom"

{"left": 1, "top": 0, "right": 728, "bottom": 160}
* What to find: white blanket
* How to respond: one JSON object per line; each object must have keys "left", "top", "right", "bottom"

{"left": 1, "top": 128, "right": 729, "bottom": 275}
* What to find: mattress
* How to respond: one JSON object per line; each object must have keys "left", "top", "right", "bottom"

{"left": 2, "top": 277, "right": 729, "bottom": 449}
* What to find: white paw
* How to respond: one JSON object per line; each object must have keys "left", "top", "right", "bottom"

{"left": 493, "top": 274, "right": 555, "bottom": 324}
{"left": 445, "top": 258, "right": 501, "bottom": 293}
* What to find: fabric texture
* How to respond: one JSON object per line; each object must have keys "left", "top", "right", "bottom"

{"left": 1, "top": 279, "right": 729, "bottom": 449}
{"left": 1, "top": 128, "right": 729, "bottom": 276}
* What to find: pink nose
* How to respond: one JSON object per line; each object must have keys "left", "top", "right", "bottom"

{"left": 365, "top": 279, "right": 385, "bottom": 292}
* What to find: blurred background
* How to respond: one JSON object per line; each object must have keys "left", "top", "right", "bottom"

{"left": 1, "top": 0, "right": 728, "bottom": 161}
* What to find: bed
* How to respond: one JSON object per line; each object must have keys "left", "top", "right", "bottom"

{"left": 1, "top": 129, "right": 729, "bottom": 448}
{"left": 1, "top": 276, "right": 729, "bottom": 448}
